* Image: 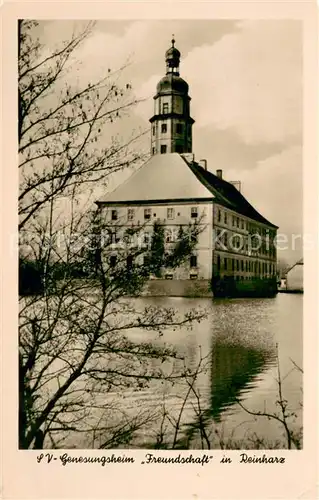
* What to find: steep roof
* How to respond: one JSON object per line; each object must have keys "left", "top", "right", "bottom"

{"left": 188, "top": 161, "right": 278, "bottom": 228}
{"left": 96, "top": 153, "right": 278, "bottom": 228}
{"left": 97, "top": 153, "right": 213, "bottom": 204}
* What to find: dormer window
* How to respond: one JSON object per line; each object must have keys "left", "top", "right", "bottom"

{"left": 162, "top": 102, "right": 169, "bottom": 114}
{"left": 161, "top": 123, "right": 167, "bottom": 133}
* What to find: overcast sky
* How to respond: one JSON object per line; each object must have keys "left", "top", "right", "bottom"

{"left": 37, "top": 20, "right": 303, "bottom": 264}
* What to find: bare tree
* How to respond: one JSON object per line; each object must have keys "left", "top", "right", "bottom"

{"left": 18, "top": 21, "right": 208, "bottom": 449}
{"left": 19, "top": 20, "right": 146, "bottom": 232}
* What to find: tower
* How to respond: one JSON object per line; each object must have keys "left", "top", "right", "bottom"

{"left": 149, "top": 38, "right": 195, "bottom": 155}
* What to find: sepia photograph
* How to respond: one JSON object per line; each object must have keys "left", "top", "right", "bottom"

{"left": 18, "top": 18, "right": 304, "bottom": 453}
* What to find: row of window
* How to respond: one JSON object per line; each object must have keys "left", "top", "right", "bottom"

{"left": 216, "top": 255, "right": 276, "bottom": 275}
{"left": 217, "top": 209, "right": 245, "bottom": 229}
{"left": 215, "top": 229, "right": 276, "bottom": 257}
{"left": 108, "top": 254, "right": 198, "bottom": 269}
{"left": 153, "top": 123, "right": 184, "bottom": 135}
{"left": 111, "top": 207, "right": 199, "bottom": 221}
{"left": 217, "top": 208, "right": 276, "bottom": 238}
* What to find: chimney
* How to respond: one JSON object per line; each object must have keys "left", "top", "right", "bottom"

{"left": 216, "top": 169, "right": 222, "bottom": 179}
{"left": 199, "top": 159, "right": 207, "bottom": 170}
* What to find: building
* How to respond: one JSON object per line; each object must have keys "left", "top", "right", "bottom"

{"left": 285, "top": 259, "right": 303, "bottom": 293}
{"left": 96, "top": 39, "right": 278, "bottom": 297}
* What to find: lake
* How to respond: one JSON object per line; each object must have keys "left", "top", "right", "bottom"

{"left": 108, "top": 292, "right": 303, "bottom": 449}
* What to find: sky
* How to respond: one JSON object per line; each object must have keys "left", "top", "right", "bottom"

{"left": 37, "top": 19, "right": 303, "bottom": 265}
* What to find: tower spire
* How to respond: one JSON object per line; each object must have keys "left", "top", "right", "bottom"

{"left": 149, "top": 39, "right": 195, "bottom": 156}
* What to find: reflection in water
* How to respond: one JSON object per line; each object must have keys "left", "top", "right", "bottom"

{"left": 90, "top": 294, "right": 302, "bottom": 449}
{"left": 209, "top": 342, "right": 276, "bottom": 421}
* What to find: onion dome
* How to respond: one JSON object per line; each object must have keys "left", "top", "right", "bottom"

{"left": 165, "top": 38, "right": 181, "bottom": 69}
{"left": 156, "top": 74, "right": 189, "bottom": 95}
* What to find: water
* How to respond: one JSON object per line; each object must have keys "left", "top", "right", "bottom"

{"left": 109, "top": 293, "right": 303, "bottom": 449}
{"left": 23, "top": 291, "right": 302, "bottom": 449}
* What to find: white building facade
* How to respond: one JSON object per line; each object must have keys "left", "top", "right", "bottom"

{"left": 96, "top": 39, "right": 278, "bottom": 297}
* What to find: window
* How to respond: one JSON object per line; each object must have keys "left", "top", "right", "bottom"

{"left": 111, "top": 209, "right": 117, "bottom": 221}
{"left": 246, "top": 261, "right": 248, "bottom": 272}
{"left": 152, "top": 126, "right": 155, "bottom": 136}
{"left": 190, "top": 255, "right": 197, "bottom": 268}
{"left": 110, "top": 230, "right": 120, "bottom": 244}
{"left": 237, "top": 217, "right": 240, "bottom": 228}
{"left": 176, "top": 123, "right": 183, "bottom": 134}
{"left": 236, "top": 260, "right": 240, "bottom": 271}
{"left": 109, "top": 256, "right": 117, "bottom": 268}
{"left": 241, "top": 260, "right": 244, "bottom": 271}
{"left": 167, "top": 207, "right": 174, "bottom": 220}
{"left": 166, "top": 229, "right": 174, "bottom": 243}
{"left": 160, "top": 145, "right": 167, "bottom": 154}
{"left": 224, "top": 212, "right": 227, "bottom": 224}
{"left": 224, "top": 232, "right": 228, "bottom": 248}
{"left": 241, "top": 220, "right": 245, "bottom": 230}
{"left": 224, "top": 258, "right": 227, "bottom": 270}
{"left": 152, "top": 147, "right": 155, "bottom": 155}
{"left": 162, "top": 103, "right": 169, "bottom": 114}
{"left": 144, "top": 208, "right": 151, "bottom": 220}
{"left": 126, "top": 255, "right": 133, "bottom": 269}
{"left": 165, "top": 273, "right": 173, "bottom": 280}
{"left": 127, "top": 208, "right": 134, "bottom": 221}
{"left": 233, "top": 215, "right": 236, "bottom": 227}
{"left": 218, "top": 210, "right": 221, "bottom": 222}
{"left": 161, "top": 123, "right": 167, "bottom": 133}
{"left": 190, "top": 273, "right": 198, "bottom": 280}
{"left": 232, "top": 258, "right": 235, "bottom": 271}
{"left": 191, "top": 207, "right": 198, "bottom": 218}
{"left": 217, "top": 255, "right": 221, "bottom": 271}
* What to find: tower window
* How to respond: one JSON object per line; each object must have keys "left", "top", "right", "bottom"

{"left": 176, "top": 123, "right": 183, "bottom": 134}
{"left": 152, "top": 125, "right": 156, "bottom": 136}
{"left": 161, "top": 123, "right": 167, "bottom": 133}
{"left": 160, "top": 145, "right": 167, "bottom": 154}
{"left": 162, "top": 103, "right": 169, "bottom": 114}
